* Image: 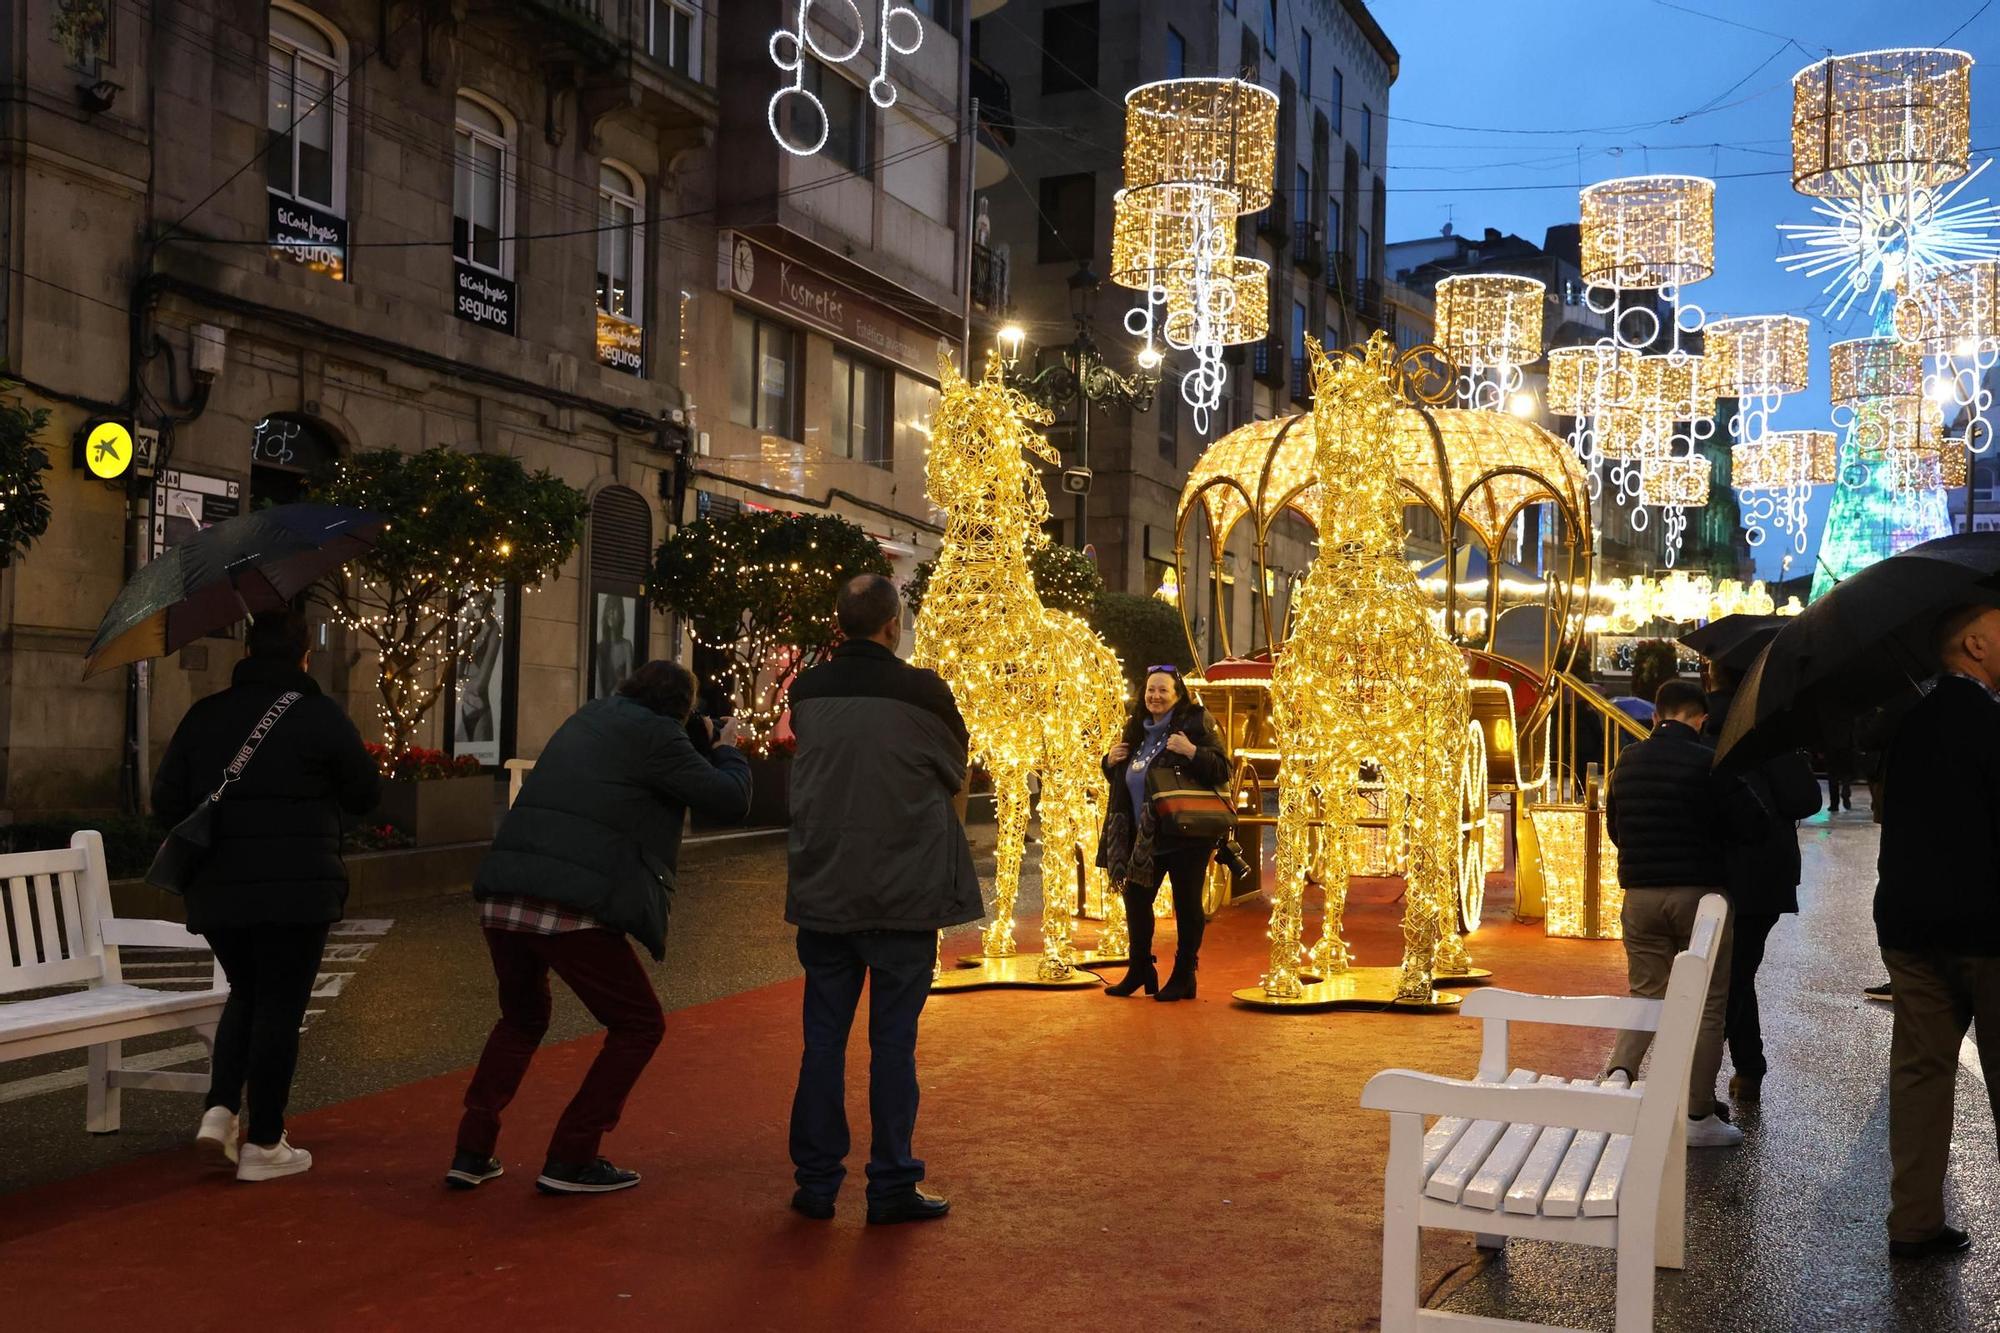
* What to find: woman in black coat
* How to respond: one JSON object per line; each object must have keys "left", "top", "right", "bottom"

{"left": 1095, "top": 666, "right": 1230, "bottom": 1001}
{"left": 152, "top": 611, "right": 380, "bottom": 1183}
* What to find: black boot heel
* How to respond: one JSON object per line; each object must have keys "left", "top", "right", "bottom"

{"left": 1104, "top": 957, "right": 1158, "bottom": 997}
{"left": 1155, "top": 958, "right": 1198, "bottom": 1002}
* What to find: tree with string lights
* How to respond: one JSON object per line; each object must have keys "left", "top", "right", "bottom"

{"left": 0, "top": 373, "right": 53, "bottom": 573}
{"left": 650, "top": 509, "right": 890, "bottom": 752}
{"left": 310, "top": 447, "right": 587, "bottom": 758}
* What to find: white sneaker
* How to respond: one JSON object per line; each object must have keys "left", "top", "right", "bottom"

{"left": 236, "top": 1134, "right": 313, "bottom": 1182}
{"left": 1686, "top": 1113, "right": 1744, "bottom": 1148}
{"left": 195, "top": 1106, "right": 239, "bottom": 1168}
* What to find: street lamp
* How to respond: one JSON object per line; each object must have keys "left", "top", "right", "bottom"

{"left": 998, "top": 260, "right": 1162, "bottom": 549}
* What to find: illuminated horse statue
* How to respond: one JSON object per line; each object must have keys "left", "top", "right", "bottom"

{"left": 1264, "top": 334, "right": 1475, "bottom": 1002}
{"left": 912, "top": 355, "right": 1128, "bottom": 980}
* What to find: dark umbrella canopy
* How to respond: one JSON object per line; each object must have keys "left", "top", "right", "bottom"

{"left": 1713, "top": 532, "right": 2000, "bottom": 770}
{"left": 1680, "top": 614, "right": 1786, "bottom": 675}
{"left": 84, "top": 504, "right": 387, "bottom": 678}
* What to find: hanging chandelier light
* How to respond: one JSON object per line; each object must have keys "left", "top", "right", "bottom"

{"left": 1790, "top": 48, "right": 1972, "bottom": 199}
{"left": 1580, "top": 175, "right": 1718, "bottom": 290}
{"left": 1433, "top": 274, "right": 1546, "bottom": 412}
{"left": 1639, "top": 455, "right": 1712, "bottom": 508}
{"left": 1703, "top": 316, "right": 1811, "bottom": 398}
{"left": 1733, "top": 430, "right": 1840, "bottom": 490}
{"left": 1546, "top": 345, "right": 1638, "bottom": 416}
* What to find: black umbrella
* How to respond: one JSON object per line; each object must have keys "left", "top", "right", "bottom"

{"left": 1680, "top": 614, "right": 1786, "bottom": 675}
{"left": 84, "top": 504, "right": 388, "bottom": 678}
{"left": 1713, "top": 531, "right": 2000, "bottom": 770}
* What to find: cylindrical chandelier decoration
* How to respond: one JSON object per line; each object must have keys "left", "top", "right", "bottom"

{"left": 1109, "top": 185, "right": 1235, "bottom": 290}
{"left": 1161, "top": 256, "right": 1272, "bottom": 346}
{"left": 1639, "top": 455, "right": 1712, "bottom": 507}
{"left": 1637, "top": 354, "right": 1715, "bottom": 422}
{"left": 1790, "top": 48, "right": 1974, "bottom": 198}
{"left": 1123, "top": 78, "right": 1279, "bottom": 213}
{"left": 1546, "top": 345, "right": 1638, "bottom": 416}
{"left": 1829, "top": 336, "right": 1926, "bottom": 404}
{"left": 1850, "top": 395, "right": 1947, "bottom": 459}
{"left": 1596, "top": 405, "right": 1669, "bottom": 460}
{"left": 1433, "top": 274, "right": 1547, "bottom": 365}
{"left": 1580, "top": 175, "right": 1717, "bottom": 289}
{"left": 1732, "top": 430, "right": 1840, "bottom": 489}
{"left": 1702, "top": 315, "right": 1810, "bottom": 397}
{"left": 1897, "top": 260, "right": 2000, "bottom": 352}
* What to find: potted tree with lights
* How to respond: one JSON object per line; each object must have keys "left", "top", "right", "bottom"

{"left": 650, "top": 510, "right": 890, "bottom": 822}
{"left": 311, "top": 447, "right": 587, "bottom": 844}
{"left": 0, "top": 371, "right": 54, "bottom": 584}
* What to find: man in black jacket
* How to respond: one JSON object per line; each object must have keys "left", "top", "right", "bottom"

{"left": 784, "top": 574, "right": 981, "bottom": 1226}
{"left": 154, "top": 611, "right": 379, "bottom": 1182}
{"left": 455, "top": 660, "right": 750, "bottom": 1196}
{"left": 1704, "top": 664, "right": 1821, "bottom": 1104}
{"left": 1605, "top": 678, "right": 1761, "bottom": 1147}
{"left": 1874, "top": 604, "right": 2000, "bottom": 1260}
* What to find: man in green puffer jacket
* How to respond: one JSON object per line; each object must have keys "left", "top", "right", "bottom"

{"left": 451, "top": 660, "right": 750, "bottom": 1197}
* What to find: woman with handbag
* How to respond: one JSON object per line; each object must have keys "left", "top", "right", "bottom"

{"left": 152, "top": 611, "right": 380, "bottom": 1182}
{"left": 1096, "top": 666, "right": 1231, "bottom": 1001}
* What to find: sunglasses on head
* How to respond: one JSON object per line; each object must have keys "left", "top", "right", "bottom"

{"left": 1146, "top": 664, "right": 1180, "bottom": 676}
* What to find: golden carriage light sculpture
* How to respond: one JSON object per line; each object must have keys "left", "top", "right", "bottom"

{"left": 1172, "top": 356, "right": 1602, "bottom": 978}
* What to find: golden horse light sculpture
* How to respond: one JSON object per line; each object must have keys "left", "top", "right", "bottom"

{"left": 1243, "top": 335, "right": 1480, "bottom": 1009}
{"left": 914, "top": 356, "right": 1129, "bottom": 988}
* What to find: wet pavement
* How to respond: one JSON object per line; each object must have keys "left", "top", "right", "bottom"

{"left": 1439, "top": 795, "right": 2000, "bottom": 1331}
{"left": 0, "top": 824, "right": 1032, "bottom": 1195}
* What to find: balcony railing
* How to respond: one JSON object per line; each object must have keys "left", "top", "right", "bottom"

{"left": 1324, "top": 252, "right": 1349, "bottom": 293}
{"left": 1253, "top": 336, "right": 1286, "bottom": 385}
{"left": 1291, "top": 357, "right": 1310, "bottom": 401}
{"left": 971, "top": 243, "right": 1010, "bottom": 315}
{"left": 1293, "top": 222, "right": 1324, "bottom": 274}
{"left": 971, "top": 57, "right": 1015, "bottom": 149}
{"left": 1255, "top": 194, "right": 1289, "bottom": 241}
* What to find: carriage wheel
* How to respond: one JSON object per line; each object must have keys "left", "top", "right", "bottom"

{"left": 1457, "top": 721, "right": 1489, "bottom": 933}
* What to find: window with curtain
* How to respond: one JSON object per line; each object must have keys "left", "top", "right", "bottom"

{"left": 648, "top": 0, "right": 699, "bottom": 80}
{"left": 267, "top": 4, "right": 343, "bottom": 212}
{"left": 831, "top": 352, "right": 890, "bottom": 467}
{"left": 597, "top": 163, "right": 643, "bottom": 322}
{"left": 453, "top": 95, "right": 511, "bottom": 275}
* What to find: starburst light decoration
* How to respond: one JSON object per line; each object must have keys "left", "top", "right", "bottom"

{"left": 1255, "top": 334, "right": 1474, "bottom": 1006}
{"left": 1118, "top": 78, "right": 1279, "bottom": 435}
{"left": 912, "top": 356, "right": 1127, "bottom": 987}
{"left": 769, "top": 2, "right": 924, "bottom": 158}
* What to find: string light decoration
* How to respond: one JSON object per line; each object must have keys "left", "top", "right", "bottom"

{"left": 1703, "top": 315, "right": 1810, "bottom": 398}
{"left": 1734, "top": 430, "right": 1840, "bottom": 489}
{"left": 913, "top": 355, "right": 1127, "bottom": 987}
{"left": 1434, "top": 274, "right": 1546, "bottom": 411}
{"left": 1791, "top": 48, "right": 1972, "bottom": 198}
{"left": 1249, "top": 334, "right": 1475, "bottom": 1008}
{"left": 1904, "top": 260, "right": 2000, "bottom": 456}
{"left": 1546, "top": 345, "right": 1638, "bottom": 416}
{"left": 1579, "top": 175, "right": 1717, "bottom": 289}
{"left": 1118, "top": 78, "right": 1279, "bottom": 434}
{"left": 768, "top": 1, "right": 924, "bottom": 158}
{"left": 1638, "top": 454, "right": 1711, "bottom": 508}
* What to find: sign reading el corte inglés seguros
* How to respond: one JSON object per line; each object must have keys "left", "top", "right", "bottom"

{"left": 454, "top": 261, "right": 516, "bottom": 334}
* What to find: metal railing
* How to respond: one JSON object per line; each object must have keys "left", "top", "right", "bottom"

{"left": 1540, "top": 670, "right": 1650, "bottom": 803}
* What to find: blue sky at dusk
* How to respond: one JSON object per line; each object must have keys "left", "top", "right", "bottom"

{"left": 1373, "top": 0, "right": 1999, "bottom": 580}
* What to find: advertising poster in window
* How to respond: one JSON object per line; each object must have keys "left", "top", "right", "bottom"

{"left": 453, "top": 589, "right": 507, "bottom": 766}
{"left": 591, "top": 593, "right": 641, "bottom": 699}
{"left": 595, "top": 311, "right": 643, "bottom": 375}
{"left": 268, "top": 193, "right": 347, "bottom": 281}
{"left": 454, "top": 260, "right": 516, "bottom": 334}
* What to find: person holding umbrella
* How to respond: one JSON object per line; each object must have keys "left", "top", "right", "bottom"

{"left": 153, "top": 610, "right": 380, "bottom": 1181}
{"left": 1872, "top": 604, "right": 2000, "bottom": 1260}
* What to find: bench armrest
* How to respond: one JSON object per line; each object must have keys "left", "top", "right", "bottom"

{"left": 1360, "top": 1069, "right": 1643, "bottom": 1136}
{"left": 101, "top": 918, "right": 210, "bottom": 951}
{"left": 1461, "top": 988, "right": 1664, "bottom": 1032}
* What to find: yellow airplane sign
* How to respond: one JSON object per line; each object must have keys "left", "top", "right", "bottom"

{"left": 84, "top": 421, "right": 135, "bottom": 480}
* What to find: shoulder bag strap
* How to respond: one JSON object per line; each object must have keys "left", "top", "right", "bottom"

{"left": 204, "top": 691, "right": 304, "bottom": 803}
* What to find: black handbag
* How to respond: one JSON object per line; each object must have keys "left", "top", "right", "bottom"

{"left": 145, "top": 691, "right": 303, "bottom": 895}
{"left": 1145, "top": 758, "right": 1237, "bottom": 841}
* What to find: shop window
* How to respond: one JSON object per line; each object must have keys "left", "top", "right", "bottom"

{"left": 730, "top": 308, "right": 800, "bottom": 438}
{"left": 893, "top": 376, "right": 938, "bottom": 473}
{"left": 453, "top": 93, "right": 514, "bottom": 276}
{"left": 266, "top": 3, "right": 346, "bottom": 214}
{"left": 832, "top": 351, "right": 890, "bottom": 468}
{"left": 588, "top": 485, "right": 653, "bottom": 700}
{"left": 647, "top": 0, "right": 698, "bottom": 80}
{"left": 1041, "top": 2, "right": 1098, "bottom": 94}
{"left": 1038, "top": 172, "right": 1095, "bottom": 264}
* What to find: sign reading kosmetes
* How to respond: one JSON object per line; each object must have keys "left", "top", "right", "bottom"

{"left": 268, "top": 192, "right": 346, "bottom": 281}
{"left": 718, "top": 231, "right": 955, "bottom": 381}
{"left": 596, "top": 311, "right": 643, "bottom": 375}
{"left": 454, "top": 261, "right": 516, "bottom": 334}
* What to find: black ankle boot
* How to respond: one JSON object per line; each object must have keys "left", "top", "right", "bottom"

{"left": 1155, "top": 955, "right": 1198, "bottom": 1002}
{"left": 1104, "top": 956, "right": 1158, "bottom": 996}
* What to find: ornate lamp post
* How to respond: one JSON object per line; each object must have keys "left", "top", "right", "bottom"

{"left": 997, "top": 261, "right": 1161, "bottom": 549}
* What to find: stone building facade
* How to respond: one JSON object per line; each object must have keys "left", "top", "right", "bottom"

{"left": 0, "top": 0, "right": 974, "bottom": 816}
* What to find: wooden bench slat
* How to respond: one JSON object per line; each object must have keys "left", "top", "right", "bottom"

{"left": 31, "top": 875, "right": 61, "bottom": 963}
{"left": 1584, "top": 1132, "right": 1635, "bottom": 1217}
{"left": 1503, "top": 1078, "right": 1595, "bottom": 1215}
{"left": 56, "top": 870, "right": 85, "bottom": 957}
{"left": 1543, "top": 1074, "right": 1638, "bottom": 1218}
{"left": 1424, "top": 1069, "right": 1537, "bottom": 1203}
{"left": 1462, "top": 1074, "right": 1569, "bottom": 1210}
{"left": 5, "top": 875, "right": 36, "bottom": 966}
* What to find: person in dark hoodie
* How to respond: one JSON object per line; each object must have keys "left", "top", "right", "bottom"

{"left": 1873, "top": 604, "right": 2000, "bottom": 1261}
{"left": 153, "top": 610, "right": 380, "bottom": 1183}
{"left": 1605, "top": 677, "right": 1767, "bottom": 1148}
{"left": 452, "top": 659, "right": 750, "bottom": 1197}
{"left": 1702, "top": 661, "right": 1822, "bottom": 1105}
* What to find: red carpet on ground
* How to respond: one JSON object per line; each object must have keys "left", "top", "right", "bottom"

{"left": 0, "top": 880, "right": 1629, "bottom": 1331}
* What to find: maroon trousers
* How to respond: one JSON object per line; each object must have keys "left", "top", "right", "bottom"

{"left": 457, "top": 927, "right": 666, "bottom": 1166}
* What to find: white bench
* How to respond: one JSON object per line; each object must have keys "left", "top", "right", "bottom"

{"left": 0, "top": 831, "right": 228, "bottom": 1132}
{"left": 504, "top": 759, "right": 534, "bottom": 808}
{"left": 1361, "top": 893, "right": 1727, "bottom": 1333}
